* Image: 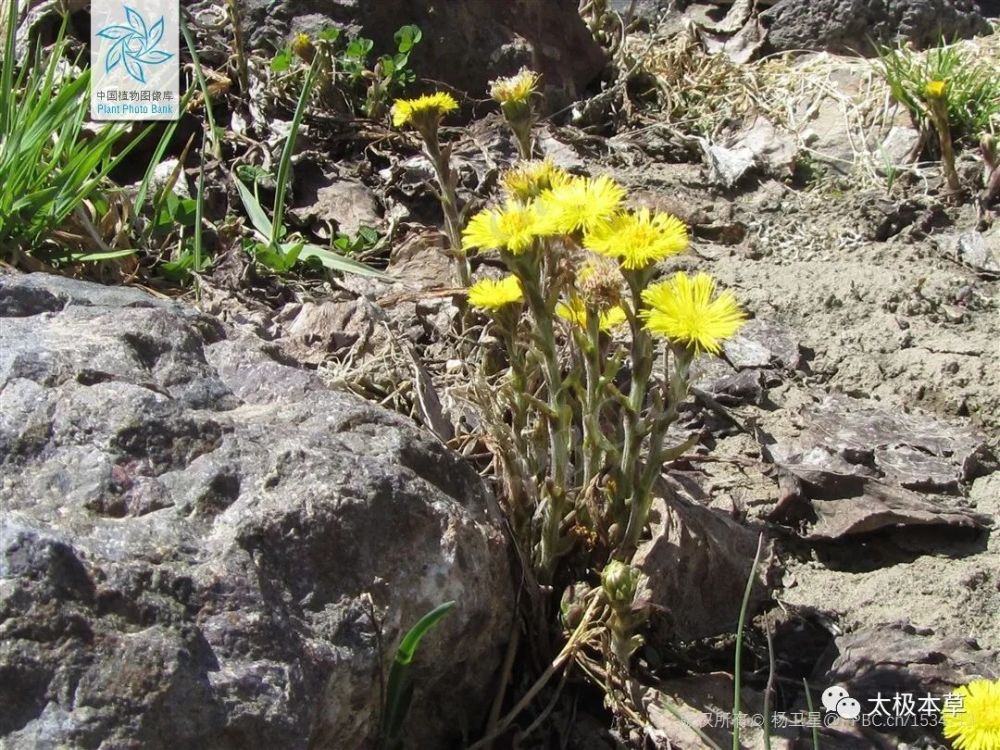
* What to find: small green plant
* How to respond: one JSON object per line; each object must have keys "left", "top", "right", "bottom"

{"left": 159, "top": 160, "right": 211, "bottom": 281}
{"left": 877, "top": 40, "right": 1000, "bottom": 141}
{"left": 235, "top": 57, "right": 387, "bottom": 279}
{"left": 0, "top": 0, "right": 139, "bottom": 265}
{"left": 273, "top": 24, "right": 421, "bottom": 120}
{"left": 377, "top": 601, "right": 455, "bottom": 750}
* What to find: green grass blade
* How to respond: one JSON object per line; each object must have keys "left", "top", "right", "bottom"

{"left": 378, "top": 601, "right": 455, "bottom": 750}
{"left": 732, "top": 533, "right": 765, "bottom": 750}
{"left": 234, "top": 178, "right": 273, "bottom": 240}
{"left": 299, "top": 243, "right": 390, "bottom": 279}
{"left": 270, "top": 55, "right": 320, "bottom": 247}
{"left": 180, "top": 15, "right": 220, "bottom": 160}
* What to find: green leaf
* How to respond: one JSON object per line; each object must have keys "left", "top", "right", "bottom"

{"left": 394, "top": 24, "right": 421, "bottom": 53}
{"left": 345, "top": 36, "right": 374, "bottom": 60}
{"left": 378, "top": 601, "right": 455, "bottom": 750}
{"left": 71, "top": 248, "right": 137, "bottom": 261}
{"left": 236, "top": 164, "right": 270, "bottom": 184}
{"left": 318, "top": 26, "right": 341, "bottom": 42}
{"left": 234, "top": 178, "right": 274, "bottom": 240}
{"left": 356, "top": 225, "right": 379, "bottom": 245}
{"left": 299, "top": 243, "right": 390, "bottom": 279}
{"left": 271, "top": 49, "right": 292, "bottom": 72}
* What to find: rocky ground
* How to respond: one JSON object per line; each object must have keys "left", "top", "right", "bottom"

{"left": 2, "top": 0, "right": 999, "bottom": 747}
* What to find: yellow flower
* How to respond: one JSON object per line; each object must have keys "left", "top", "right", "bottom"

{"left": 391, "top": 92, "right": 460, "bottom": 129}
{"left": 924, "top": 79, "right": 948, "bottom": 99}
{"left": 536, "top": 175, "right": 626, "bottom": 236}
{"left": 640, "top": 272, "right": 745, "bottom": 354}
{"left": 501, "top": 160, "right": 571, "bottom": 202}
{"left": 462, "top": 199, "right": 541, "bottom": 255}
{"left": 943, "top": 678, "right": 1000, "bottom": 750}
{"left": 468, "top": 275, "right": 524, "bottom": 310}
{"left": 584, "top": 208, "right": 688, "bottom": 270}
{"left": 291, "top": 33, "right": 315, "bottom": 63}
{"left": 556, "top": 297, "right": 627, "bottom": 332}
{"left": 490, "top": 68, "right": 540, "bottom": 105}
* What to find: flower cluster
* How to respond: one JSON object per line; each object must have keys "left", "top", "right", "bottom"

{"left": 464, "top": 161, "right": 744, "bottom": 355}
{"left": 463, "top": 159, "right": 746, "bottom": 576}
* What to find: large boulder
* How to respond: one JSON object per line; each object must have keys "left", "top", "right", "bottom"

{"left": 761, "top": 0, "right": 990, "bottom": 54}
{"left": 0, "top": 273, "right": 514, "bottom": 748}
{"left": 234, "top": 0, "right": 605, "bottom": 99}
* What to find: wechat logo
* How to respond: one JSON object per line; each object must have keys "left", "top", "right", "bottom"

{"left": 97, "top": 5, "right": 173, "bottom": 83}
{"left": 822, "top": 685, "right": 862, "bottom": 720}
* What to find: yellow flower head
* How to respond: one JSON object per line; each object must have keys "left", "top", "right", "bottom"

{"left": 585, "top": 208, "right": 688, "bottom": 270}
{"left": 640, "top": 272, "right": 745, "bottom": 354}
{"left": 462, "top": 199, "right": 541, "bottom": 255}
{"left": 536, "top": 175, "right": 626, "bottom": 236}
{"left": 391, "top": 92, "right": 460, "bottom": 130}
{"left": 924, "top": 79, "right": 948, "bottom": 100}
{"left": 556, "top": 297, "right": 627, "bottom": 332}
{"left": 489, "top": 68, "right": 540, "bottom": 106}
{"left": 943, "top": 678, "right": 1000, "bottom": 750}
{"left": 501, "top": 159, "right": 571, "bottom": 202}
{"left": 468, "top": 275, "right": 524, "bottom": 310}
{"left": 291, "top": 33, "right": 315, "bottom": 63}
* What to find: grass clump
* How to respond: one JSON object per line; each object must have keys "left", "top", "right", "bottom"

{"left": 272, "top": 24, "right": 422, "bottom": 120}
{"left": 877, "top": 40, "right": 1000, "bottom": 142}
{"left": 0, "top": 0, "right": 134, "bottom": 266}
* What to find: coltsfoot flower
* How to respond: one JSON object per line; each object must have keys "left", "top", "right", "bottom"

{"left": 924, "top": 79, "right": 948, "bottom": 100}
{"left": 556, "top": 297, "right": 627, "bottom": 332}
{"left": 942, "top": 678, "right": 1000, "bottom": 750}
{"left": 576, "top": 256, "right": 623, "bottom": 310}
{"left": 490, "top": 68, "right": 540, "bottom": 106}
{"left": 640, "top": 272, "right": 745, "bottom": 355}
{"left": 502, "top": 160, "right": 571, "bottom": 202}
{"left": 463, "top": 199, "right": 542, "bottom": 255}
{"left": 291, "top": 32, "right": 315, "bottom": 63}
{"left": 585, "top": 208, "right": 688, "bottom": 270}
{"left": 391, "top": 92, "right": 459, "bottom": 130}
{"left": 468, "top": 275, "right": 524, "bottom": 310}
{"left": 536, "top": 175, "right": 626, "bottom": 236}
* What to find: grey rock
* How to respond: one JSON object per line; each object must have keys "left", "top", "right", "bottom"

{"left": 766, "top": 393, "right": 996, "bottom": 538}
{"left": 761, "top": 0, "right": 990, "bottom": 55}
{"left": 233, "top": 0, "right": 605, "bottom": 98}
{"left": 636, "top": 492, "right": 771, "bottom": 642}
{"left": 0, "top": 272, "right": 514, "bottom": 749}
{"left": 609, "top": 0, "right": 672, "bottom": 27}
{"left": 290, "top": 176, "right": 381, "bottom": 239}
{"left": 878, "top": 125, "right": 921, "bottom": 169}
{"left": 724, "top": 318, "right": 804, "bottom": 371}
{"left": 956, "top": 228, "right": 1000, "bottom": 277}
{"left": 816, "top": 623, "right": 999, "bottom": 709}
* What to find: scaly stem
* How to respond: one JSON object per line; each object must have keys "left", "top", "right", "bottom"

{"left": 420, "top": 127, "right": 470, "bottom": 286}
{"left": 928, "top": 98, "right": 960, "bottom": 196}
{"left": 620, "top": 348, "right": 692, "bottom": 556}
{"left": 616, "top": 273, "right": 654, "bottom": 547}
{"left": 522, "top": 262, "right": 572, "bottom": 581}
